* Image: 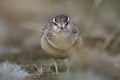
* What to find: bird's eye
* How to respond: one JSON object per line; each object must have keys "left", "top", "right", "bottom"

{"left": 54, "top": 23, "right": 57, "bottom": 26}
{"left": 65, "top": 22, "right": 69, "bottom": 26}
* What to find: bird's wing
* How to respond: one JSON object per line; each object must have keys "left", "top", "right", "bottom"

{"left": 40, "top": 24, "right": 49, "bottom": 39}
{"left": 74, "top": 23, "right": 82, "bottom": 37}
{"left": 69, "top": 21, "right": 82, "bottom": 36}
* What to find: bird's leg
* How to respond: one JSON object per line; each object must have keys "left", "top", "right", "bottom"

{"left": 54, "top": 59, "right": 59, "bottom": 74}
{"left": 66, "top": 62, "right": 70, "bottom": 74}
{"left": 66, "top": 58, "right": 70, "bottom": 74}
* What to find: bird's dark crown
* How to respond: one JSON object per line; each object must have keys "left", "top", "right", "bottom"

{"left": 53, "top": 14, "right": 69, "bottom": 23}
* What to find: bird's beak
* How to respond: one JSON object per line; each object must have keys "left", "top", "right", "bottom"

{"left": 59, "top": 24, "right": 65, "bottom": 30}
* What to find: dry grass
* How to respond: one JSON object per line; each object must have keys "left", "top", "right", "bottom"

{"left": 0, "top": 0, "right": 120, "bottom": 80}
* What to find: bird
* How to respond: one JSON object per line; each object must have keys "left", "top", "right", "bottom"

{"left": 40, "top": 14, "right": 82, "bottom": 74}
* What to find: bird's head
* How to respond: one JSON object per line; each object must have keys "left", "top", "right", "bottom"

{"left": 52, "top": 14, "right": 70, "bottom": 32}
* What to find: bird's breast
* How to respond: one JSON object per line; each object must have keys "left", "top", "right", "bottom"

{"left": 46, "top": 32, "right": 78, "bottom": 50}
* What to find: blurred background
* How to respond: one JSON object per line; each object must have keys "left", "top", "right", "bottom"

{"left": 0, "top": 0, "right": 120, "bottom": 80}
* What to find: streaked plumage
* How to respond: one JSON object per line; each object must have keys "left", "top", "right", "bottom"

{"left": 40, "top": 14, "right": 82, "bottom": 74}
